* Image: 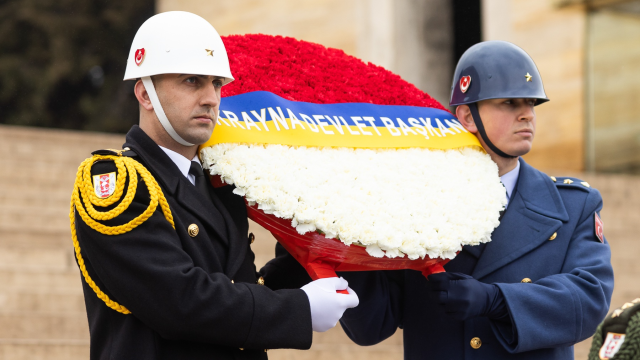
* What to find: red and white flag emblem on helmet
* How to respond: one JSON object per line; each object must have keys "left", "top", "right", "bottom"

{"left": 134, "top": 48, "right": 146, "bottom": 66}
{"left": 460, "top": 75, "right": 471, "bottom": 93}
{"left": 93, "top": 172, "right": 116, "bottom": 199}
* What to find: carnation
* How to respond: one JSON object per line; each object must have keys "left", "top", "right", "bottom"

{"left": 221, "top": 34, "right": 445, "bottom": 110}
{"left": 201, "top": 144, "right": 506, "bottom": 260}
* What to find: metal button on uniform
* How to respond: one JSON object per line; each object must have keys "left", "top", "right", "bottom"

{"left": 231, "top": 280, "right": 234, "bottom": 284}
{"left": 521, "top": 278, "right": 532, "bottom": 283}
{"left": 548, "top": 232, "right": 557, "bottom": 241}
{"left": 563, "top": 179, "right": 574, "bottom": 184}
{"left": 249, "top": 232, "right": 255, "bottom": 244}
{"left": 581, "top": 181, "right": 591, "bottom": 188}
{"left": 550, "top": 176, "right": 557, "bottom": 182}
{"left": 188, "top": 224, "right": 199, "bottom": 237}
{"left": 257, "top": 276, "right": 265, "bottom": 285}
{"left": 470, "top": 337, "right": 482, "bottom": 349}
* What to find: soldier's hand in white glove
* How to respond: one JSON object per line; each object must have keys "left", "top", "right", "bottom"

{"left": 301, "top": 277, "right": 359, "bottom": 332}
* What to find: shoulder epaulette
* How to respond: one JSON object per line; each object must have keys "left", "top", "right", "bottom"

{"left": 91, "top": 147, "right": 137, "bottom": 157}
{"left": 89, "top": 148, "right": 138, "bottom": 178}
{"left": 549, "top": 176, "right": 592, "bottom": 192}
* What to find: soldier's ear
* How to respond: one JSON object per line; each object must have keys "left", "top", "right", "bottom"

{"left": 134, "top": 79, "right": 154, "bottom": 112}
{"left": 455, "top": 105, "right": 477, "bottom": 134}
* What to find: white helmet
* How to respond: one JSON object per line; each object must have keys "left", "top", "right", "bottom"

{"left": 124, "top": 11, "right": 234, "bottom": 146}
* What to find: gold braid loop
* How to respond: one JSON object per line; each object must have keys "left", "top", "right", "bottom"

{"left": 70, "top": 154, "right": 174, "bottom": 314}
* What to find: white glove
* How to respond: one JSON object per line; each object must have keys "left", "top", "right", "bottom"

{"left": 301, "top": 277, "right": 359, "bottom": 332}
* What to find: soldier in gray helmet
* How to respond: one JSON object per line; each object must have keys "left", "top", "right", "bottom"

{"left": 337, "top": 40, "right": 614, "bottom": 359}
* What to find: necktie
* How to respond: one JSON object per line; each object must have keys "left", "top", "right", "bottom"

{"left": 189, "top": 161, "right": 209, "bottom": 198}
{"left": 188, "top": 161, "right": 228, "bottom": 237}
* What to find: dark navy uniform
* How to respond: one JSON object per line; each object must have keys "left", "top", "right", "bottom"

{"left": 339, "top": 157, "right": 614, "bottom": 359}
{"left": 73, "top": 125, "right": 312, "bottom": 359}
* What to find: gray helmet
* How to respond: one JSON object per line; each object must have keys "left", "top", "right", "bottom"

{"left": 449, "top": 41, "right": 549, "bottom": 158}
{"left": 450, "top": 41, "right": 548, "bottom": 106}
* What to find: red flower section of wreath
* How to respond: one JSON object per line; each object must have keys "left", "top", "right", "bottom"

{"left": 215, "top": 34, "right": 450, "bottom": 283}
{"left": 221, "top": 34, "right": 447, "bottom": 110}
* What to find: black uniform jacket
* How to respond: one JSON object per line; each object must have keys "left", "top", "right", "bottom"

{"left": 74, "top": 125, "right": 312, "bottom": 360}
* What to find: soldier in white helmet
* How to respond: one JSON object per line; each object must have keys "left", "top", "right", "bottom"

{"left": 70, "top": 11, "right": 358, "bottom": 359}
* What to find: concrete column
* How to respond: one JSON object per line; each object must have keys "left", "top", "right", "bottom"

{"left": 356, "top": 0, "right": 396, "bottom": 71}
{"left": 357, "top": 0, "right": 454, "bottom": 105}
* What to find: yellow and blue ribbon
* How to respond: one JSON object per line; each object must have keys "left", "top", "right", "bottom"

{"left": 202, "top": 91, "right": 480, "bottom": 150}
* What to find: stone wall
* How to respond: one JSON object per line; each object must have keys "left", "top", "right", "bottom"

{"left": 587, "top": 4, "right": 640, "bottom": 173}
{"left": 0, "top": 126, "right": 123, "bottom": 359}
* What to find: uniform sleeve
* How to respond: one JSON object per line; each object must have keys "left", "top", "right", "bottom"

{"left": 494, "top": 189, "right": 614, "bottom": 353}
{"left": 259, "top": 243, "right": 312, "bottom": 290}
{"left": 75, "top": 164, "right": 312, "bottom": 350}
{"left": 260, "top": 244, "right": 406, "bottom": 345}
{"left": 338, "top": 270, "right": 405, "bottom": 346}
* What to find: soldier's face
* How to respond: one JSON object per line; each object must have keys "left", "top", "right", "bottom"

{"left": 477, "top": 98, "right": 536, "bottom": 156}
{"left": 153, "top": 74, "right": 224, "bottom": 145}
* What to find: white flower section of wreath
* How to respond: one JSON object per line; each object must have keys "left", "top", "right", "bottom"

{"left": 201, "top": 144, "right": 506, "bottom": 260}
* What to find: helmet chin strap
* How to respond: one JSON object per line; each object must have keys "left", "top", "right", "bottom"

{"left": 141, "top": 76, "right": 195, "bottom": 147}
{"left": 468, "top": 102, "right": 517, "bottom": 159}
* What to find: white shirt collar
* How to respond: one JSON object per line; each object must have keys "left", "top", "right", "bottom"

{"left": 158, "top": 145, "right": 200, "bottom": 185}
{"left": 500, "top": 159, "right": 520, "bottom": 206}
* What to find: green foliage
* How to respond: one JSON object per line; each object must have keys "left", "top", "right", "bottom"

{"left": 0, "top": 0, "right": 154, "bottom": 132}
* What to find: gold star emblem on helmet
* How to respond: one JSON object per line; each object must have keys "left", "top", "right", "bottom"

{"left": 205, "top": 49, "right": 214, "bottom": 56}
{"left": 525, "top": 73, "right": 532, "bottom": 82}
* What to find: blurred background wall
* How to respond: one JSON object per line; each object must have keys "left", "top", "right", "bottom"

{"left": 1, "top": 0, "right": 639, "bottom": 359}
